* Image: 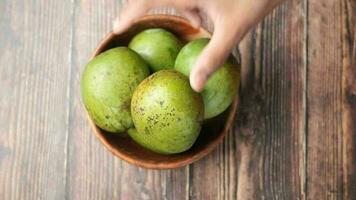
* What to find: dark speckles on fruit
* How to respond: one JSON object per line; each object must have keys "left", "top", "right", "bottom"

{"left": 139, "top": 107, "right": 144, "bottom": 112}
{"left": 160, "top": 123, "right": 167, "bottom": 128}
{"left": 81, "top": 47, "right": 149, "bottom": 133}
{"left": 121, "top": 100, "right": 131, "bottom": 110}
{"left": 144, "top": 127, "right": 150, "bottom": 135}
{"left": 147, "top": 116, "right": 154, "bottom": 123}
{"left": 130, "top": 70, "right": 204, "bottom": 154}
{"left": 166, "top": 112, "right": 175, "bottom": 117}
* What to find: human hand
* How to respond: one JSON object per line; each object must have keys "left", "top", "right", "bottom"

{"left": 113, "top": 0, "right": 285, "bottom": 92}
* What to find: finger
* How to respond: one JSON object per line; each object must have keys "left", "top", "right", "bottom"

{"left": 113, "top": 0, "right": 198, "bottom": 34}
{"left": 180, "top": 9, "right": 201, "bottom": 29}
{"left": 113, "top": 0, "right": 153, "bottom": 34}
{"left": 189, "top": 22, "right": 239, "bottom": 92}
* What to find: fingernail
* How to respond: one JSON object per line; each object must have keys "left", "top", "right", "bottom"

{"left": 190, "top": 74, "right": 205, "bottom": 92}
{"left": 192, "top": 21, "right": 200, "bottom": 29}
{"left": 192, "top": 18, "right": 201, "bottom": 29}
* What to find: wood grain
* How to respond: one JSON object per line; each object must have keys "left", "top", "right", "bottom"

{"left": 306, "top": 0, "right": 356, "bottom": 199}
{"left": 343, "top": 0, "right": 356, "bottom": 195}
{"left": 235, "top": 0, "right": 306, "bottom": 199}
{"left": 0, "top": 0, "right": 73, "bottom": 199}
{"left": 0, "top": 0, "right": 354, "bottom": 199}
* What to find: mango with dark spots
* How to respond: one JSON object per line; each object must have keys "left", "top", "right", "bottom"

{"left": 128, "top": 28, "right": 182, "bottom": 72}
{"left": 174, "top": 38, "right": 240, "bottom": 119}
{"left": 130, "top": 70, "right": 204, "bottom": 154}
{"left": 81, "top": 47, "right": 150, "bottom": 133}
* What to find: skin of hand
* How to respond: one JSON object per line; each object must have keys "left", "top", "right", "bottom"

{"left": 113, "top": 0, "right": 285, "bottom": 92}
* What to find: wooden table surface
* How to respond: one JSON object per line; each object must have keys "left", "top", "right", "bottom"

{"left": 0, "top": 0, "right": 355, "bottom": 199}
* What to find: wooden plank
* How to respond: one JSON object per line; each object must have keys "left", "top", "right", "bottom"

{"left": 188, "top": 130, "right": 238, "bottom": 200}
{"left": 234, "top": 0, "right": 306, "bottom": 199}
{"left": 0, "top": 0, "right": 73, "bottom": 199}
{"left": 67, "top": 1, "right": 189, "bottom": 199}
{"left": 342, "top": 1, "right": 355, "bottom": 199}
{"left": 0, "top": 0, "right": 352, "bottom": 199}
{"left": 306, "top": 0, "right": 356, "bottom": 199}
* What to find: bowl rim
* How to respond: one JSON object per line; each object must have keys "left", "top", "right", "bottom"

{"left": 84, "top": 14, "right": 239, "bottom": 169}
{"left": 91, "top": 14, "right": 211, "bottom": 59}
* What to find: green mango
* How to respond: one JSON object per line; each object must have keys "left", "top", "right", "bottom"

{"left": 129, "top": 28, "right": 182, "bottom": 72}
{"left": 130, "top": 70, "right": 204, "bottom": 154}
{"left": 175, "top": 38, "right": 240, "bottom": 119}
{"left": 81, "top": 47, "right": 149, "bottom": 133}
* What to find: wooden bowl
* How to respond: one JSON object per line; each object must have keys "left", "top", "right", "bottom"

{"left": 86, "top": 14, "right": 239, "bottom": 169}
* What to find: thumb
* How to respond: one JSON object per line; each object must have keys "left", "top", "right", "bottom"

{"left": 189, "top": 23, "right": 239, "bottom": 92}
{"left": 113, "top": 1, "right": 152, "bottom": 34}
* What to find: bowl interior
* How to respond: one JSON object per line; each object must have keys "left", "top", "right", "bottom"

{"left": 88, "top": 15, "right": 238, "bottom": 169}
